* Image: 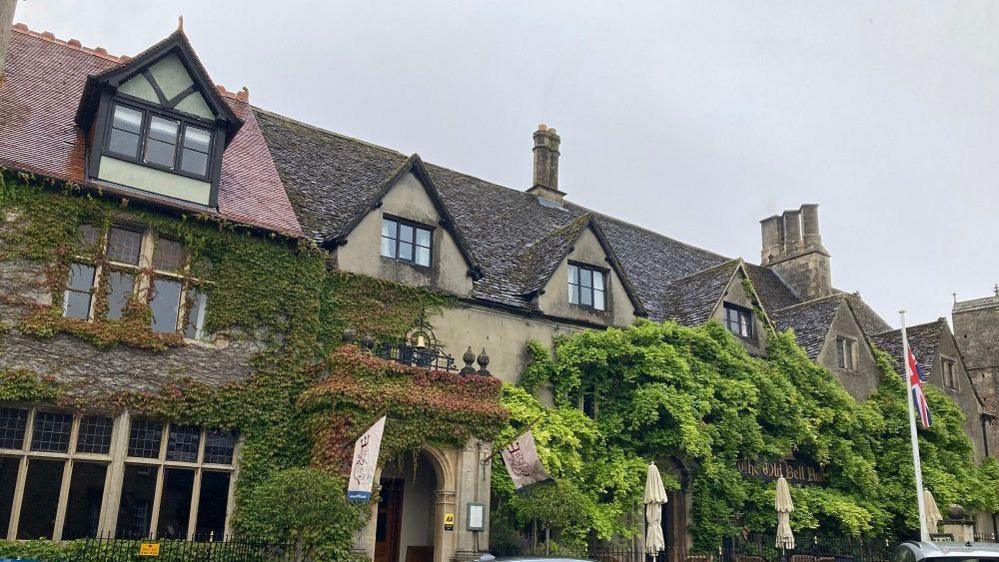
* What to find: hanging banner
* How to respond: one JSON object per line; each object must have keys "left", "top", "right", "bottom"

{"left": 501, "top": 430, "right": 550, "bottom": 489}
{"left": 347, "top": 416, "right": 387, "bottom": 502}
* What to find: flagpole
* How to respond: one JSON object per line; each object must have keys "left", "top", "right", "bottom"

{"left": 901, "top": 310, "right": 930, "bottom": 542}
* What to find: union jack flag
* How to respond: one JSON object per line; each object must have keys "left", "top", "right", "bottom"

{"left": 905, "top": 343, "right": 932, "bottom": 428}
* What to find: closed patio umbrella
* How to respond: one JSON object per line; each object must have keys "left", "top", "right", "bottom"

{"left": 924, "top": 489, "right": 943, "bottom": 533}
{"left": 775, "top": 475, "right": 795, "bottom": 551}
{"left": 644, "top": 462, "right": 668, "bottom": 556}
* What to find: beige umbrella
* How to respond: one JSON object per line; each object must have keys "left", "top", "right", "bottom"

{"left": 775, "top": 475, "right": 795, "bottom": 550}
{"left": 644, "top": 462, "right": 668, "bottom": 556}
{"left": 924, "top": 489, "right": 943, "bottom": 533}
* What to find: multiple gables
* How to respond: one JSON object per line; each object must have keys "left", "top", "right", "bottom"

{"left": 0, "top": 24, "right": 301, "bottom": 235}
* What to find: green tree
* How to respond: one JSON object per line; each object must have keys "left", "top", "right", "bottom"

{"left": 236, "top": 468, "right": 365, "bottom": 562}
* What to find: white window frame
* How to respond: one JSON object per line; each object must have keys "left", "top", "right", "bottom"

{"left": 63, "top": 224, "right": 209, "bottom": 341}
{"left": 0, "top": 406, "right": 239, "bottom": 541}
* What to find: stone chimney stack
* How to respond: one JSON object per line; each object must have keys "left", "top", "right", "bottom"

{"left": 760, "top": 204, "right": 831, "bottom": 300}
{"left": 0, "top": 0, "right": 17, "bottom": 80}
{"left": 527, "top": 124, "right": 566, "bottom": 205}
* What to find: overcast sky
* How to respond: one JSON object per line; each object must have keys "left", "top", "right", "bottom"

{"left": 15, "top": 1, "right": 999, "bottom": 327}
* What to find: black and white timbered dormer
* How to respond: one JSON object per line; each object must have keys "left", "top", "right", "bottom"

{"left": 75, "top": 30, "right": 242, "bottom": 210}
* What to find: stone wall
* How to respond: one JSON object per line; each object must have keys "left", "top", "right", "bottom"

{"left": 816, "top": 304, "right": 882, "bottom": 401}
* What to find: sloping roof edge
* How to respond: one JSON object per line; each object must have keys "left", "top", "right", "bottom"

{"left": 326, "top": 153, "right": 483, "bottom": 280}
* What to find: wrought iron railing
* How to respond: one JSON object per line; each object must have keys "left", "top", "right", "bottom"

{"left": 77, "top": 535, "right": 297, "bottom": 561}
{"left": 375, "top": 342, "right": 458, "bottom": 372}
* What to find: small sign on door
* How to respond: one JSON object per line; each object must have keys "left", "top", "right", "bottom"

{"left": 444, "top": 512, "right": 455, "bottom": 531}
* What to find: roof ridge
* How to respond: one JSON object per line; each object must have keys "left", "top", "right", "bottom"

{"left": 252, "top": 107, "right": 409, "bottom": 159}
{"left": 873, "top": 318, "right": 945, "bottom": 336}
{"left": 667, "top": 258, "right": 741, "bottom": 284}
{"left": 12, "top": 22, "right": 124, "bottom": 63}
{"left": 774, "top": 292, "right": 844, "bottom": 313}
{"left": 580, "top": 207, "right": 729, "bottom": 261}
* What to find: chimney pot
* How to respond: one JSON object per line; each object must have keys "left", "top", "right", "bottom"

{"left": 800, "top": 204, "right": 824, "bottom": 250}
{"left": 760, "top": 215, "right": 783, "bottom": 265}
{"left": 782, "top": 210, "right": 803, "bottom": 253}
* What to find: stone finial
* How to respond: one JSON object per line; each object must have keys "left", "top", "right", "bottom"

{"left": 360, "top": 334, "right": 375, "bottom": 350}
{"left": 476, "top": 348, "right": 491, "bottom": 377}
{"left": 460, "top": 346, "right": 476, "bottom": 375}
{"left": 994, "top": 283, "right": 998, "bottom": 297}
{"left": 178, "top": 15, "right": 184, "bottom": 31}
{"left": 341, "top": 328, "right": 356, "bottom": 344}
{"left": 236, "top": 86, "right": 249, "bottom": 102}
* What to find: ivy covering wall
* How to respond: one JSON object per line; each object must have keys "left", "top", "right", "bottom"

{"left": 495, "top": 320, "right": 999, "bottom": 551}
{"left": 0, "top": 173, "right": 500, "bottom": 558}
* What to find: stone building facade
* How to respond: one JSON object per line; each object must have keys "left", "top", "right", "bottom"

{"left": 0, "top": 10, "right": 996, "bottom": 560}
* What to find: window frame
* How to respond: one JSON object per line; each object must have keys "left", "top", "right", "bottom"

{"left": 63, "top": 223, "right": 210, "bottom": 342}
{"left": 941, "top": 358, "right": 959, "bottom": 390}
{"left": 380, "top": 215, "right": 434, "bottom": 268}
{"left": 722, "top": 302, "right": 754, "bottom": 339}
{"left": 568, "top": 262, "right": 608, "bottom": 312}
{"left": 0, "top": 406, "right": 239, "bottom": 541}
{"left": 836, "top": 336, "right": 858, "bottom": 371}
{"left": 102, "top": 98, "right": 216, "bottom": 182}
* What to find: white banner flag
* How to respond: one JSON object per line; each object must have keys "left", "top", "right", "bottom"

{"left": 500, "top": 430, "right": 550, "bottom": 489}
{"left": 347, "top": 416, "right": 386, "bottom": 502}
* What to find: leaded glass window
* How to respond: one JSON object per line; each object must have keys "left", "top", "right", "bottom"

{"left": 0, "top": 407, "right": 28, "bottom": 450}
{"left": 30, "top": 412, "right": 73, "bottom": 453}
{"left": 128, "top": 419, "right": 163, "bottom": 458}
{"left": 76, "top": 416, "right": 114, "bottom": 455}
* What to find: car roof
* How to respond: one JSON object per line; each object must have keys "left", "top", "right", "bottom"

{"left": 901, "top": 541, "right": 999, "bottom": 559}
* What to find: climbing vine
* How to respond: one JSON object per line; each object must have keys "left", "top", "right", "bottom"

{"left": 0, "top": 172, "right": 467, "bottom": 558}
{"left": 497, "top": 319, "right": 999, "bottom": 551}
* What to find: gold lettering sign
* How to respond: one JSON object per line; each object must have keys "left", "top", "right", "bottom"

{"left": 736, "top": 459, "right": 826, "bottom": 486}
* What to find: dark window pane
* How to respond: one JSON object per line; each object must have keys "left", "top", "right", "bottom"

{"left": 79, "top": 224, "right": 100, "bottom": 249}
{"left": 184, "top": 289, "right": 207, "bottom": 340}
{"left": 77, "top": 416, "right": 114, "bottom": 455}
{"left": 31, "top": 411, "right": 72, "bottom": 453}
{"left": 203, "top": 430, "right": 235, "bottom": 465}
{"left": 398, "top": 224, "right": 414, "bottom": 243}
{"left": 153, "top": 237, "right": 185, "bottom": 272}
{"left": 61, "top": 462, "right": 108, "bottom": 540}
{"left": 106, "top": 227, "right": 142, "bottom": 265}
{"left": 108, "top": 105, "right": 142, "bottom": 158}
{"left": 17, "top": 459, "right": 64, "bottom": 539}
{"left": 166, "top": 425, "right": 200, "bottom": 462}
{"left": 128, "top": 419, "right": 163, "bottom": 458}
{"left": 0, "top": 408, "right": 28, "bottom": 449}
{"left": 150, "top": 278, "right": 182, "bottom": 333}
{"left": 106, "top": 271, "right": 134, "bottom": 320}
{"left": 180, "top": 149, "right": 208, "bottom": 176}
{"left": 144, "top": 116, "right": 179, "bottom": 168}
{"left": 66, "top": 263, "right": 95, "bottom": 292}
{"left": 0, "top": 457, "right": 18, "bottom": 536}
{"left": 157, "top": 468, "right": 195, "bottom": 539}
{"left": 117, "top": 464, "right": 157, "bottom": 538}
{"left": 195, "top": 471, "right": 230, "bottom": 541}
{"left": 398, "top": 241, "right": 413, "bottom": 261}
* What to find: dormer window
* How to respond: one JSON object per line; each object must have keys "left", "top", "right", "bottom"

{"left": 76, "top": 32, "right": 243, "bottom": 210}
{"left": 723, "top": 302, "right": 754, "bottom": 339}
{"left": 568, "top": 263, "right": 606, "bottom": 311}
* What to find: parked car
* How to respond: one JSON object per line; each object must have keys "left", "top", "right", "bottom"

{"left": 893, "top": 541, "right": 999, "bottom": 562}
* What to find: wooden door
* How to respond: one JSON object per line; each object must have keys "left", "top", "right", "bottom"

{"left": 374, "top": 479, "right": 404, "bottom": 562}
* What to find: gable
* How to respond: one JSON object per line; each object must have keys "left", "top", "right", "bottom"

{"left": 709, "top": 266, "right": 770, "bottom": 355}
{"left": 537, "top": 227, "right": 637, "bottom": 326}
{"left": 117, "top": 54, "right": 213, "bottom": 120}
{"left": 335, "top": 171, "right": 474, "bottom": 297}
{"left": 815, "top": 301, "right": 881, "bottom": 400}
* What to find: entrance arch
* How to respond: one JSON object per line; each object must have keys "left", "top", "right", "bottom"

{"left": 373, "top": 446, "right": 458, "bottom": 562}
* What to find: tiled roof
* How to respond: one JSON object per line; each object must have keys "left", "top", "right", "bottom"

{"left": 0, "top": 26, "right": 302, "bottom": 236}
{"left": 871, "top": 320, "right": 943, "bottom": 378}
{"left": 659, "top": 259, "right": 741, "bottom": 326}
{"left": 771, "top": 294, "right": 845, "bottom": 360}
{"left": 843, "top": 293, "right": 893, "bottom": 335}
{"left": 744, "top": 263, "right": 801, "bottom": 312}
{"left": 254, "top": 108, "right": 728, "bottom": 314}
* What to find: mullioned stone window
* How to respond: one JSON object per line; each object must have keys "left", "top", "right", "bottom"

{"left": 0, "top": 406, "right": 238, "bottom": 541}
{"left": 63, "top": 224, "right": 208, "bottom": 340}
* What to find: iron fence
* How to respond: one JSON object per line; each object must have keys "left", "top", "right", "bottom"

{"left": 77, "top": 535, "right": 297, "bottom": 562}
{"left": 374, "top": 342, "right": 458, "bottom": 372}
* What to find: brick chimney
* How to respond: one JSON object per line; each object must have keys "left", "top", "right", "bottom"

{"left": 527, "top": 124, "right": 566, "bottom": 205}
{"left": 0, "top": 0, "right": 17, "bottom": 80}
{"left": 760, "top": 204, "right": 831, "bottom": 300}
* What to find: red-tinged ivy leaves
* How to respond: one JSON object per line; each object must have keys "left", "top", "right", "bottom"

{"left": 299, "top": 345, "right": 508, "bottom": 473}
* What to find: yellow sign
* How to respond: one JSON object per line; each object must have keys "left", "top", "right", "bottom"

{"left": 139, "top": 542, "right": 161, "bottom": 556}
{"left": 444, "top": 512, "right": 455, "bottom": 531}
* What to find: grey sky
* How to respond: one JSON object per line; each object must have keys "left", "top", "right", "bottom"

{"left": 16, "top": 0, "right": 999, "bottom": 327}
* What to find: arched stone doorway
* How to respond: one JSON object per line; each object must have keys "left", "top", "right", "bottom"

{"left": 370, "top": 446, "right": 458, "bottom": 562}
